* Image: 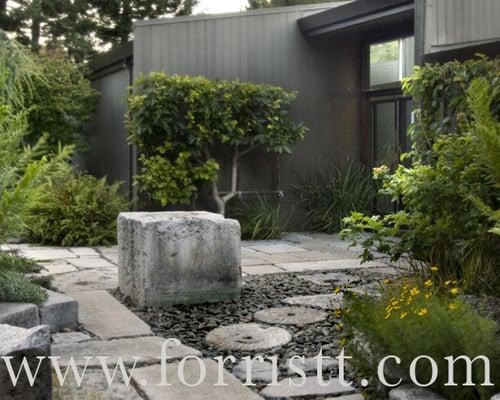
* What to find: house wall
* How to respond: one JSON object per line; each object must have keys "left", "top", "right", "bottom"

{"left": 423, "top": 0, "right": 500, "bottom": 55}
{"left": 133, "top": 3, "right": 361, "bottom": 214}
{"left": 85, "top": 66, "right": 133, "bottom": 196}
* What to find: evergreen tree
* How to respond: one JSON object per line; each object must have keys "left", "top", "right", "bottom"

{"left": 89, "top": 0, "right": 198, "bottom": 47}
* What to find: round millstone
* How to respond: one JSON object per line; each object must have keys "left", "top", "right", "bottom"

{"left": 205, "top": 323, "right": 291, "bottom": 351}
{"left": 254, "top": 307, "right": 327, "bottom": 326}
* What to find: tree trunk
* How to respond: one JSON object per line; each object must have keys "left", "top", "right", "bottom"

{"left": 206, "top": 146, "right": 241, "bottom": 216}
{"left": 30, "top": 0, "right": 41, "bottom": 52}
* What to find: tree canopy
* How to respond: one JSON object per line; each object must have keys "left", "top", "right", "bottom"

{"left": 0, "top": 0, "right": 198, "bottom": 61}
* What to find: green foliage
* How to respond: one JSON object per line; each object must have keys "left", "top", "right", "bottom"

{"left": 128, "top": 73, "right": 307, "bottom": 211}
{"left": 88, "top": 0, "right": 198, "bottom": 46}
{"left": 136, "top": 151, "right": 219, "bottom": 206}
{"left": 402, "top": 55, "right": 500, "bottom": 162}
{"left": 27, "top": 167, "right": 129, "bottom": 246}
{"left": 25, "top": 52, "right": 99, "bottom": 149}
{"left": 0, "top": 30, "right": 43, "bottom": 108}
{"left": 343, "top": 78, "right": 500, "bottom": 294}
{"left": 231, "top": 194, "right": 287, "bottom": 240}
{"left": 294, "top": 160, "right": 375, "bottom": 233}
{"left": 343, "top": 279, "right": 500, "bottom": 399}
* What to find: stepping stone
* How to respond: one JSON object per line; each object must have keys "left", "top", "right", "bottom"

{"left": 39, "top": 290, "right": 78, "bottom": 332}
{"left": 389, "top": 384, "right": 446, "bottom": 400}
{"left": 242, "top": 265, "right": 284, "bottom": 275}
{"left": 233, "top": 359, "right": 276, "bottom": 383}
{"left": 300, "top": 272, "right": 361, "bottom": 287}
{"left": 51, "top": 267, "right": 118, "bottom": 293}
{"left": 68, "top": 290, "right": 152, "bottom": 339}
{"left": 69, "top": 247, "right": 99, "bottom": 256}
{"left": 53, "top": 370, "right": 143, "bottom": 399}
{"left": 0, "top": 303, "right": 39, "bottom": 328}
{"left": 277, "top": 259, "right": 381, "bottom": 272}
{"left": 286, "top": 356, "right": 339, "bottom": 375}
{"left": 51, "top": 331, "right": 92, "bottom": 344}
{"left": 39, "top": 262, "right": 78, "bottom": 276}
{"left": 69, "top": 256, "right": 116, "bottom": 270}
{"left": 52, "top": 336, "right": 201, "bottom": 367}
{"left": 260, "top": 376, "right": 356, "bottom": 399}
{"left": 254, "top": 307, "right": 327, "bottom": 326}
{"left": 282, "top": 294, "right": 343, "bottom": 310}
{"left": 249, "top": 243, "right": 307, "bottom": 254}
{"left": 206, "top": 323, "right": 291, "bottom": 351}
{"left": 133, "top": 358, "right": 262, "bottom": 400}
{"left": 19, "top": 248, "right": 77, "bottom": 261}
{"left": 0, "top": 324, "right": 52, "bottom": 399}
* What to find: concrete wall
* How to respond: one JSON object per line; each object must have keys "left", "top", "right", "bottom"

{"left": 133, "top": 3, "right": 361, "bottom": 202}
{"left": 423, "top": 0, "right": 500, "bottom": 55}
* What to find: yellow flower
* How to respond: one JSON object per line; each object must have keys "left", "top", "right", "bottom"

{"left": 448, "top": 303, "right": 459, "bottom": 310}
{"left": 385, "top": 312, "right": 392, "bottom": 320}
{"left": 334, "top": 287, "right": 341, "bottom": 294}
{"left": 410, "top": 288, "right": 420, "bottom": 297}
{"left": 417, "top": 308, "right": 428, "bottom": 317}
{"left": 444, "top": 280, "right": 452, "bottom": 286}
{"left": 430, "top": 266, "right": 439, "bottom": 273}
{"left": 424, "top": 293, "right": 433, "bottom": 300}
{"left": 400, "top": 312, "right": 408, "bottom": 319}
{"left": 450, "top": 288, "right": 460, "bottom": 296}
{"left": 383, "top": 278, "right": 392, "bottom": 285}
{"left": 424, "top": 280, "right": 433, "bottom": 288}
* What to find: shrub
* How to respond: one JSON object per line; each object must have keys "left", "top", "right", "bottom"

{"left": 294, "top": 160, "right": 375, "bottom": 233}
{"left": 0, "top": 252, "right": 47, "bottom": 304}
{"left": 0, "top": 34, "right": 72, "bottom": 304}
{"left": 231, "top": 194, "right": 287, "bottom": 240}
{"left": 343, "top": 70, "right": 500, "bottom": 294}
{"left": 27, "top": 168, "right": 129, "bottom": 246}
{"left": 343, "top": 278, "right": 500, "bottom": 399}
{"left": 127, "top": 73, "right": 307, "bottom": 214}
{"left": 24, "top": 52, "right": 100, "bottom": 150}
{"left": 403, "top": 55, "right": 500, "bottom": 162}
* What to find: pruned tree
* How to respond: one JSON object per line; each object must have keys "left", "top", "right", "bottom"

{"left": 127, "top": 73, "right": 308, "bottom": 215}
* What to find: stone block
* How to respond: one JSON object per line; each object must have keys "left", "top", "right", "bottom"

{"left": 39, "top": 290, "right": 78, "bottom": 332}
{"left": 118, "top": 212, "right": 241, "bottom": 306}
{"left": 0, "top": 303, "right": 39, "bottom": 328}
{"left": 0, "top": 324, "right": 52, "bottom": 399}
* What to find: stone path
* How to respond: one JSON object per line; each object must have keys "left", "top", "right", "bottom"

{"left": 4, "top": 235, "right": 395, "bottom": 399}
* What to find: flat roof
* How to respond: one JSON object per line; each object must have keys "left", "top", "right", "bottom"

{"left": 134, "top": 2, "right": 349, "bottom": 27}
{"left": 298, "top": 0, "right": 414, "bottom": 37}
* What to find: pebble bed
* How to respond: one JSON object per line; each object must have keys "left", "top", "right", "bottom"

{"left": 116, "top": 268, "right": 395, "bottom": 397}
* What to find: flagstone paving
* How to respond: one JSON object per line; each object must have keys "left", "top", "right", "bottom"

{"left": 68, "top": 290, "right": 153, "bottom": 339}
{"left": 9, "top": 235, "right": 398, "bottom": 399}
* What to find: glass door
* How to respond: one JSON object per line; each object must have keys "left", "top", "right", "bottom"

{"left": 370, "top": 98, "right": 412, "bottom": 168}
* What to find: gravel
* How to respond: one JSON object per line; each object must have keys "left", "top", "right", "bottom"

{"left": 115, "top": 268, "right": 392, "bottom": 391}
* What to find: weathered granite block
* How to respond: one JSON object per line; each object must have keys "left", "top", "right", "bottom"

{"left": 0, "top": 303, "right": 39, "bottom": 328}
{"left": 0, "top": 324, "right": 52, "bottom": 399}
{"left": 39, "top": 290, "right": 78, "bottom": 332}
{"left": 118, "top": 212, "right": 241, "bottom": 306}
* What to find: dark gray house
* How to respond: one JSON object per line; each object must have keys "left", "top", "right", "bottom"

{"left": 84, "top": 0, "right": 500, "bottom": 214}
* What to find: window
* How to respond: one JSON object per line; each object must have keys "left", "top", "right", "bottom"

{"left": 369, "top": 36, "right": 414, "bottom": 88}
